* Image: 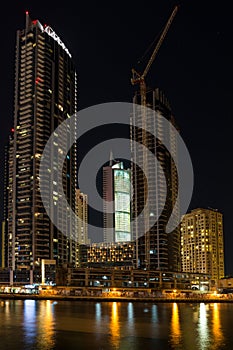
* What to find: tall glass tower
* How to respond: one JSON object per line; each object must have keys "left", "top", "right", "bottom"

{"left": 103, "top": 159, "right": 131, "bottom": 243}
{"left": 6, "top": 13, "right": 77, "bottom": 278}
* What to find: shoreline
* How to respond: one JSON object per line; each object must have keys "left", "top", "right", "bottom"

{"left": 1, "top": 293, "right": 233, "bottom": 303}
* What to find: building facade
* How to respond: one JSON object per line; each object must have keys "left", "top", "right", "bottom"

{"left": 180, "top": 208, "right": 225, "bottom": 282}
{"left": 131, "top": 88, "right": 180, "bottom": 271}
{"left": 1, "top": 136, "right": 13, "bottom": 268}
{"left": 5, "top": 13, "right": 78, "bottom": 279}
{"left": 80, "top": 241, "right": 135, "bottom": 268}
{"left": 61, "top": 266, "right": 210, "bottom": 290}
{"left": 76, "top": 189, "right": 89, "bottom": 245}
{"left": 103, "top": 160, "right": 131, "bottom": 243}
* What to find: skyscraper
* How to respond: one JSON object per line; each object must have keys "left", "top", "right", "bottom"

{"left": 180, "top": 208, "right": 225, "bottom": 283}
{"left": 6, "top": 13, "right": 77, "bottom": 280}
{"left": 131, "top": 88, "right": 180, "bottom": 271}
{"left": 103, "top": 158, "right": 131, "bottom": 243}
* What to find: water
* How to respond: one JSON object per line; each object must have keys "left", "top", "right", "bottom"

{"left": 0, "top": 299, "right": 233, "bottom": 349}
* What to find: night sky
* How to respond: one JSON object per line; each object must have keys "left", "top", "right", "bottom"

{"left": 0, "top": 1, "right": 232, "bottom": 274}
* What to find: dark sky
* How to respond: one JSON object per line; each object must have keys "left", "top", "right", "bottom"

{"left": 0, "top": 1, "right": 232, "bottom": 273}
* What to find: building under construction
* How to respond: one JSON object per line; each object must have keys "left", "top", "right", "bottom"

{"left": 130, "top": 6, "right": 180, "bottom": 271}
{"left": 131, "top": 88, "right": 180, "bottom": 271}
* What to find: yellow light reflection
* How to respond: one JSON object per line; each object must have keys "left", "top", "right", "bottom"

{"left": 198, "top": 303, "right": 209, "bottom": 349}
{"left": 212, "top": 303, "right": 224, "bottom": 348}
{"left": 110, "top": 302, "right": 120, "bottom": 348}
{"left": 37, "top": 300, "right": 55, "bottom": 349}
{"left": 170, "top": 302, "right": 181, "bottom": 347}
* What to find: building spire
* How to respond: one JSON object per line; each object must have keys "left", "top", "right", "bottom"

{"left": 109, "top": 150, "right": 114, "bottom": 167}
{"left": 25, "top": 10, "right": 32, "bottom": 33}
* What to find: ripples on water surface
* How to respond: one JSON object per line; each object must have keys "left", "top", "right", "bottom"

{"left": 0, "top": 300, "right": 233, "bottom": 349}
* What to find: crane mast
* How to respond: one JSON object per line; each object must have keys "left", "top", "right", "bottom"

{"left": 131, "top": 5, "right": 178, "bottom": 107}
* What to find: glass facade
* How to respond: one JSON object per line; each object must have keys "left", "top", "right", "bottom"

{"left": 114, "top": 168, "right": 131, "bottom": 242}
{"left": 103, "top": 161, "right": 131, "bottom": 244}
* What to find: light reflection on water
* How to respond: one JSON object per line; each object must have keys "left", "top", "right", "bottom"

{"left": 23, "top": 300, "right": 37, "bottom": 345}
{"left": 127, "top": 302, "right": 134, "bottom": 329}
{"left": 212, "top": 303, "right": 224, "bottom": 349}
{"left": 151, "top": 304, "right": 158, "bottom": 323}
{"left": 110, "top": 302, "right": 120, "bottom": 348}
{"left": 23, "top": 299, "right": 56, "bottom": 349}
{"left": 0, "top": 300, "right": 232, "bottom": 349}
{"left": 170, "top": 302, "right": 181, "bottom": 348}
{"left": 198, "top": 303, "right": 209, "bottom": 349}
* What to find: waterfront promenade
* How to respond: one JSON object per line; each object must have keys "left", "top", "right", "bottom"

{"left": 0, "top": 291, "right": 233, "bottom": 303}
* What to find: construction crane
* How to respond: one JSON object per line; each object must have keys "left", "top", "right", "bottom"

{"left": 131, "top": 5, "right": 179, "bottom": 270}
{"left": 131, "top": 5, "right": 179, "bottom": 107}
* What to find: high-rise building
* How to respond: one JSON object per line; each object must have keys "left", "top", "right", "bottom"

{"left": 131, "top": 88, "right": 180, "bottom": 271}
{"left": 6, "top": 13, "right": 78, "bottom": 279}
{"left": 76, "top": 189, "right": 89, "bottom": 245}
{"left": 103, "top": 158, "right": 131, "bottom": 243}
{"left": 180, "top": 208, "right": 225, "bottom": 282}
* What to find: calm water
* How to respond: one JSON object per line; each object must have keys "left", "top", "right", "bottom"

{"left": 0, "top": 300, "right": 233, "bottom": 349}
